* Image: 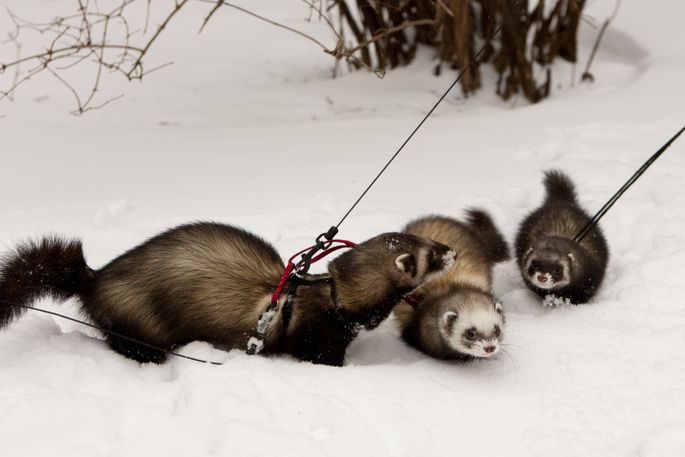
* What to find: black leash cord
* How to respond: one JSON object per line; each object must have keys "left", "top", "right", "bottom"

{"left": 294, "top": 27, "right": 503, "bottom": 276}
{"left": 6, "top": 302, "right": 223, "bottom": 365}
{"left": 334, "top": 26, "right": 502, "bottom": 230}
{"left": 574, "top": 125, "right": 685, "bottom": 243}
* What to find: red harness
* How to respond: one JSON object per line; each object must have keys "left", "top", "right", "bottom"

{"left": 271, "top": 239, "right": 357, "bottom": 305}
{"left": 246, "top": 239, "right": 357, "bottom": 355}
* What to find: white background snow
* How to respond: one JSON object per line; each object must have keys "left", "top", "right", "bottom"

{"left": 1, "top": 1, "right": 684, "bottom": 456}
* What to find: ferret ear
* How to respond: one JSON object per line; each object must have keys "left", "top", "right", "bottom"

{"left": 567, "top": 253, "right": 575, "bottom": 262}
{"left": 395, "top": 253, "right": 416, "bottom": 278}
{"left": 494, "top": 302, "right": 503, "bottom": 313}
{"left": 442, "top": 311, "right": 458, "bottom": 333}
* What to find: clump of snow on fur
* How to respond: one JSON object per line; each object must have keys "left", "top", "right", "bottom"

{"left": 443, "top": 250, "right": 457, "bottom": 270}
{"left": 246, "top": 336, "right": 264, "bottom": 354}
{"left": 246, "top": 306, "right": 278, "bottom": 354}
{"left": 255, "top": 307, "right": 277, "bottom": 334}
{"left": 386, "top": 237, "right": 399, "bottom": 250}
{"left": 543, "top": 294, "right": 574, "bottom": 308}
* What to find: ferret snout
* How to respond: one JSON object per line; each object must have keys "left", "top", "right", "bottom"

{"left": 475, "top": 340, "right": 500, "bottom": 357}
{"left": 529, "top": 271, "right": 555, "bottom": 289}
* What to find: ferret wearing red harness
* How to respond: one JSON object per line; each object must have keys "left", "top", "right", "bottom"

{"left": 0, "top": 222, "right": 455, "bottom": 366}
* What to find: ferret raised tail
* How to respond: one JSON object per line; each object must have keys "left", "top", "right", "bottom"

{"left": 395, "top": 210, "right": 509, "bottom": 360}
{"left": 0, "top": 223, "right": 455, "bottom": 366}
{"left": 515, "top": 170, "right": 609, "bottom": 304}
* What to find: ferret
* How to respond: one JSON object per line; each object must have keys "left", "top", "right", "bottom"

{"left": 0, "top": 222, "right": 455, "bottom": 366}
{"left": 515, "top": 170, "right": 609, "bottom": 304}
{"left": 394, "top": 210, "right": 509, "bottom": 360}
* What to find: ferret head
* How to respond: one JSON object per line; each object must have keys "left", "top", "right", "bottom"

{"left": 437, "top": 288, "right": 504, "bottom": 358}
{"left": 522, "top": 239, "right": 574, "bottom": 290}
{"left": 329, "top": 233, "right": 456, "bottom": 318}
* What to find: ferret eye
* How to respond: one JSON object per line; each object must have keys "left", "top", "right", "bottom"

{"left": 494, "top": 325, "right": 501, "bottom": 337}
{"left": 553, "top": 266, "right": 563, "bottom": 275}
{"left": 465, "top": 328, "right": 477, "bottom": 340}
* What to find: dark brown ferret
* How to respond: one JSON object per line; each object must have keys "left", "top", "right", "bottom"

{"left": 516, "top": 170, "right": 609, "bottom": 305}
{"left": 395, "top": 210, "right": 509, "bottom": 360}
{"left": 0, "top": 223, "right": 455, "bottom": 366}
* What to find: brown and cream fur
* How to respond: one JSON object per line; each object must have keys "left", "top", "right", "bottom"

{"left": 395, "top": 210, "right": 509, "bottom": 360}
{"left": 0, "top": 222, "right": 455, "bottom": 366}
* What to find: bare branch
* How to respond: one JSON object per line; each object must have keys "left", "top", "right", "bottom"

{"left": 215, "top": 1, "right": 330, "bottom": 51}
{"left": 199, "top": 0, "right": 224, "bottom": 33}
{"left": 300, "top": 0, "right": 340, "bottom": 39}
{"left": 346, "top": 18, "right": 435, "bottom": 55}
{"left": 580, "top": 18, "right": 609, "bottom": 83}
{"left": 127, "top": 0, "right": 190, "bottom": 79}
{"left": 581, "top": 0, "right": 622, "bottom": 82}
{"left": 1, "top": 0, "right": 592, "bottom": 112}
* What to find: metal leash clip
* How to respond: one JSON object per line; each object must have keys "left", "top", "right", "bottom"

{"left": 246, "top": 226, "right": 358, "bottom": 356}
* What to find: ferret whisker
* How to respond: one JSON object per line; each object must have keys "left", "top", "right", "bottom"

{"left": 500, "top": 342, "right": 522, "bottom": 350}
{"left": 499, "top": 347, "right": 520, "bottom": 372}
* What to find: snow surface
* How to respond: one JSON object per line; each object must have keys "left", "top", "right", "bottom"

{"left": 1, "top": 1, "right": 685, "bottom": 456}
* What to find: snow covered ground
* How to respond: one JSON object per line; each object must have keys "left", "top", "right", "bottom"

{"left": 1, "top": 1, "right": 684, "bottom": 456}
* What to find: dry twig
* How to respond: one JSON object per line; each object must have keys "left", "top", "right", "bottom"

{"left": 581, "top": 0, "right": 623, "bottom": 82}
{"left": 0, "top": 0, "right": 188, "bottom": 114}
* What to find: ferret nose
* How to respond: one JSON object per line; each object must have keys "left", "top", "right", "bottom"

{"left": 484, "top": 346, "right": 496, "bottom": 354}
{"left": 537, "top": 274, "right": 548, "bottom": 283}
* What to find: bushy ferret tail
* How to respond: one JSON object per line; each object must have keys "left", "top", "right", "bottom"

{"left": 465, "top": 209, "right": 510, "bottom": 263}
{"left": 0, "top": 237, "right": 94, "bottom": 328}
{"left": 543, "top": 169, "right": 578, "bottom": 204}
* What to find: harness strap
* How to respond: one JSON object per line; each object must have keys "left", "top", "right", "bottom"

{"left": 246, "top": 239, "right": 356, "bottom": 355}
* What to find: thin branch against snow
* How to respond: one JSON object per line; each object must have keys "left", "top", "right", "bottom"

{"left": 0, "top": 0, "right": 592, "bottom": 112}
{"left": 0, "top": 0, "right": 175, "bottom": 114}
{"left": 127, "top": 0, "right": 189, "bottom": 80}
{"left": 199, "top": 0, "right": 224, "bottom": 33}
{"left": 1, "top": 0, "right": 426, "bottom": 113}
{"left": 581, "top": 0, "right": 623, "bottom": 82}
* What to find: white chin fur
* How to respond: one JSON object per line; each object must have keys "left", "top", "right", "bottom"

{"left": 449, "top": 339, "right": 500, "bottom": 358}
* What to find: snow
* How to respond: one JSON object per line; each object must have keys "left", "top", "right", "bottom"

{"left": 443, "top": 250, "right": 457, "bottom": 270}
{"left": 1, "top": 1, "right": 685, "bottom": 456}
{"left": 542, "top": 294, "right": 574, "bottom": 308}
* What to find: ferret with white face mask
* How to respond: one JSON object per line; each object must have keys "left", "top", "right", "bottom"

{"left": 516, "top": 170, "right": 609, "bottom": 305}
{"left": 395, "top": 210, "right": 509, "bottom": 360}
